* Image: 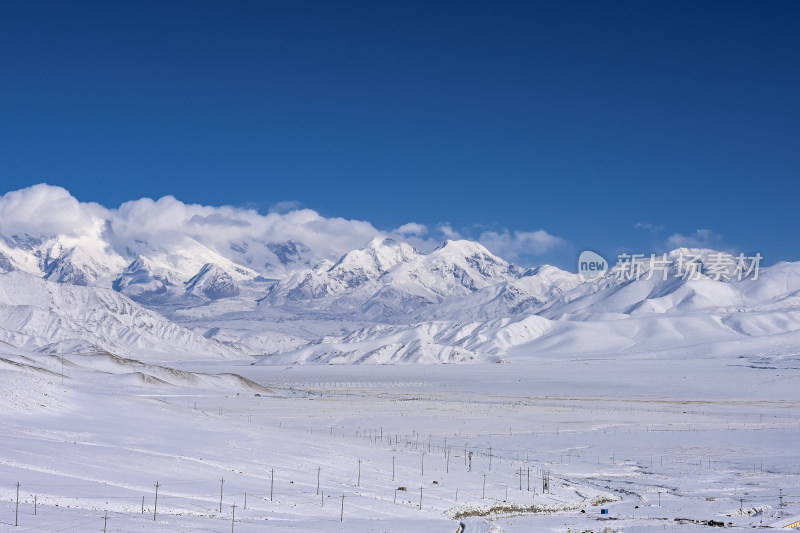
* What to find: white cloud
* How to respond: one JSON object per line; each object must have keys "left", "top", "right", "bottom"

{"left": 634, "top": 222, "right": 664, "bottom": 231}
{"left": 394, "top": 222, "right": 427, "bottom": 236}
{"left": 0, "top": 184, "right": 108, "bottom": 238}
{"left": 0, "top": 184, "right": 383, "bottom": 274}
{"left": 111, "top": 196, "right": 381, "bottom": 266}
{"left": 478, "top": 229, "right": 566, "bottom": 260}
{"left": 0, "top": 184, "right": 570, "bottom": 275}
{"left": 666, "top": 229, "right": 723, "bottom": 249}
{"left": 438, "top": 224, "right": 461, "bottom": 240}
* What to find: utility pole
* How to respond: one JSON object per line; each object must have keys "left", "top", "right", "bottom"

{"left": 482, "top": 473, "right": 486, "bottom": 498}
{"left": 154, "top": 481, "right": 160, "bottom": 521}
{"left": 489, "top": 446, "right": 492, "bottom": 472}
{"left": 421, "top": 452, "right": 425, "bottom": 476}
{"left": 340, "top": 494, "right": 345, "bottom": 522}
{"left": 103, "top": 512, "right": 108, "bottom": 533}
{"left": 740, "top": 497, "right": 744, "bottom": 515}
{"left": 231, "top": 503, "right": 236, "bottom": 533}
{"left": 317, "top": 467, "right": 321, "bottom": 495}
{"left": 15, "top": 482, "right": 20, "bottom": 526}
{"left": 270, "top": 469, "right": 274, "bottom": 501}
{"left": 419, "top": 487, "right": 423, "bottom": 510}
{"left": 357, "top": 459, "right": 361, "bottom": 487}
{"left": 219, "top": 477, "right": 224, "bottom": 513}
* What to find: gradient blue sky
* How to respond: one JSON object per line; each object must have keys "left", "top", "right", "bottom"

{"left": 1, "top": 1, "right": 798, "bottom": 268}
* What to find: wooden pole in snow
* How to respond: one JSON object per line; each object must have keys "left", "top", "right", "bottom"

{"left": 219, "top": 477, "right": 224, "bottom": 513}
{"left": 154, "top": 481, "right": 160, "bottom": 521}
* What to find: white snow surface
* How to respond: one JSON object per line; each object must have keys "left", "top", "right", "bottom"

{"left": 0, "top": 340, "right": 797, "bottom": 532}
{"left": 0, "top": 271, "right": 243, "bottom": 360}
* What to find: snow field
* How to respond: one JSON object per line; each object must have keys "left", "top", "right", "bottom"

{"left": 0, "top": 352, "right": 798, "bottom": 532}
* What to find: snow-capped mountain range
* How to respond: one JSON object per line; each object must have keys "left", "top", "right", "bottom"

{"left": 0, "top": 184, "right": 799, "bottom": 364}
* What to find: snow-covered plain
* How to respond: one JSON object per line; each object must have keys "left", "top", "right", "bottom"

{"left": 1, "top": 341, "right": 798, "bottom": 532}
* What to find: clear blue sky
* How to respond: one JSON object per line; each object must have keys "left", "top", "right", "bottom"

{"left": 1, "top": 1, "right": 798, "bottom": 267}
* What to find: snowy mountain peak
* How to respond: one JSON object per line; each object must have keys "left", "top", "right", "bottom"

{"left": 266, "top": 240, "right": 313, "bottom": 266}
{"left": 263, "top": 237, "right": 527, "bottom": 320}
{"left": 41, "top": 243, "right": 123, "bottom": 286}
{"left": 43, "top": 254, "right": 91, "bottom": 286}
{"left": 417, "top": 239, "right": 520, "bottom": 285}
{"left": 434, "top": 239, "right": 493, "bottom": 256}
{"left": 184, "top": 263, "right": 240, "bottom": 300}
{"left": 263, "top": 237, "right": 421, "bottom": 304}
{"left": 329, "top": 236, "right": 421, "bottom": 278}
{"left": 113, "top": 256, "right": 170, "bottom": 299}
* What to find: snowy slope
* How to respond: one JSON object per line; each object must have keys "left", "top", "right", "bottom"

{"left": 0, "top": 271, "right": 244, "bottom": 360}
{"left": 247, "top": 254, "right": 800, "bottom": 365}
{"left": 254, "top": 314, "right": 553, "bottom": 364}
{"left": 419, "top": 264, "right": 582, "bottom": 322}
